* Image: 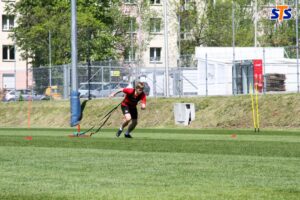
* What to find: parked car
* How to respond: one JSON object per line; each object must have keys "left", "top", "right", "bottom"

{"left": 99, "top": 82, "right": 131, "bottom": 97}
{"left": 79, "top": 82, "right": 104, "bottom": 98}
{"left": 99, "top": 81, "right": 150, "bottom": 97}
{"left": 4, "top": 89, "right": 47, "bottom": 101}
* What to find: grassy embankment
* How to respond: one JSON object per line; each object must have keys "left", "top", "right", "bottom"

{"left": 0, "top": 93, "right": 300, "bottom": 129}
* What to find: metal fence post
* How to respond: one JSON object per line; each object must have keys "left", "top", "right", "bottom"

{"left": 205, "top": 53, "right": 208, "bottom": 97}
{"left": 154, "top": 62, "right": 157, "bottom": 97}
{"left": 232, "top": 1, "right": 236, "bottom": 95}
{"left": 63, "top": 64, "right": 68, "bottom": 99}
{"left": 101, "top": 65, "right": 104, "bottom": 91}
{"left": 296, "top": 0, "right": 299, "bottom": 92}
{"left": 49, "top": 30, "right": 52, "bottom": 88}
{"left": 109, "top": 59, "right": 112, "bottom": 95}
{"left": 263, "top": 48, "right": 266, "bottom": 94}
{"left": 68, "top": 64, "right": 71, "bottom": 97}
{"left": 87, "top": 59, "right": 91, "bottom": 100}
{"left": 179, "top": 67, "right": 182, "bottom": 98}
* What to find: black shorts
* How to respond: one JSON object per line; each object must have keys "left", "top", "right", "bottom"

{"left": 121, "top": 105, "right": 138, "bottom": 119}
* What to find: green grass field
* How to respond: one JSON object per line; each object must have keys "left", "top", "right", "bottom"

{"left": 0, "top": 128, "right": 299, "bottom": 200}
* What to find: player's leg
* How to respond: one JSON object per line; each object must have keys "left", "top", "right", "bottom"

{"left": 125, "top": 119, "right": 137, "bottom": 135}
{"left": 121, "top": 113, "right": 131, "bottom": 130}
{"left": 116, "top": 106, "right": 131, "bottom": 137}
{"left": 125, "top": 107, "right": 138, "bottom": 138}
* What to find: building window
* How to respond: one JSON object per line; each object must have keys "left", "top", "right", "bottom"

{"left": 150, "top": 18, "right": 161, "bottom": 33}
{"left": 2, "top": 45, "right": 15, "bottom": 61}
{"left": 150, "top": 47, "right": 161, "bottom": 62}
{"left": 124, "top": 47, "right": 136, "bottom": 62}
{"left": 180, "top": 23, "right": 192, "bottom": 40}
{"left": 182, "top": 0, "right": 195, "bottom": 10}
{"left": 125, "top": 17, "right": 137, "bottom": 33}
{"left": 2, "top": 15, "right": 14, "bottom": 31}
{"left": 150, "top": 0, "right": 161, "bottom": 5}
{"left": 180, "top": 13, "right": 193, "bottom": 40}
{"left": 124, "top": 0, "right": 136, "bottom": 4}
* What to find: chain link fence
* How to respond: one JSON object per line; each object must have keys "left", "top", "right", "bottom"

{"left": 2, "top": 47, "right": 300, "bottom": 101}
{"left": 31, "top": 62, "right": 194, "bottom": 99}
{"left": 28, "top": 55, "right": 300, "bottom": 100}
{"left": 195, "top": 47, "right": 300, "bottom": 96}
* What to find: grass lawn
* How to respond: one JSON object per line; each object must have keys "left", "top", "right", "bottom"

{"left": 0, "top": 128, "right": 299, "bottom": 200}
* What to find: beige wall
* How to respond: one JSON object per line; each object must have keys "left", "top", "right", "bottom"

{"left": 137, "top": 0, "right": 204, "bottom": 68}
{"left": 123, "top": 0, "right": 181, "bottom": 68}
{"left": 0, "top": 0, "right": 31, "bottom": 90}
{"left": 144, "top": 1, "right": 179, "bottom": 68}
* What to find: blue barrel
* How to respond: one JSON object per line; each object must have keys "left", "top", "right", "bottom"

{"left": 70, "top": 91, "right": 81, "bottom": 127}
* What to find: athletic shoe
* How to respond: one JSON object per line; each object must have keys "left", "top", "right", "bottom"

{"left": 116, "top": 129, "right": 122, "bottom": 137}
{"left": 124, "top": 134, "right": 133, "bottom": 138}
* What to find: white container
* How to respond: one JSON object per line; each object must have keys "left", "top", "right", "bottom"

{"left": 174, "top": 103, "right": 195, "bottom": 126}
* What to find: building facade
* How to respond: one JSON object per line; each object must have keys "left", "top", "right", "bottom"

{"left": 0, "top": 0, "right": 202, "bottom": 90}
{"left": 122, "top": 0, "right": 202, "bottom": 70}
{"left": 0, "top": 0, "right": 32, "bottom": 90}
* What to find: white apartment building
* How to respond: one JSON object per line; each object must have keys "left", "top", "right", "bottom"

{"left": 0, "top": 0, "right": 32, "bottom": 90}
{"left": 0, "top": 0, "right": 201, "bottom": 91}
{"left": 122, "top": 0, "right": 202, "bottom": 69}
{"left": 122, "top": 0, "right": 177, "bottom": 69}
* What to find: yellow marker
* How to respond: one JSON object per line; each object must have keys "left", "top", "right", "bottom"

{"left": 255, "top": 84, "right": 260, "bottom": 132}
{"left": 249, "top": 84, "right": 257, "bottom": 132}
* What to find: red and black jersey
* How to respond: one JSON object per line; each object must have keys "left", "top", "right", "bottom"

{"left": 121, "top": 88, "right": 146, "bottom": 107}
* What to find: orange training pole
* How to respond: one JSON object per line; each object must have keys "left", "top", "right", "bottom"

{"left": 77, "top": 124, "right": 81, "bottom": 133}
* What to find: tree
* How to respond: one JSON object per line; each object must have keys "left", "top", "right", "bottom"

{"left": 175, "top": 0, "right": 256, "bottom": 59}
{"left": 5, "top": 0, "right": 133, "bottom": 67}
{"left": 204, "top": 0, "right": 254, "bottom": 47}
{"left": 259, "top": 20, "right": 296, "bottom": 46}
